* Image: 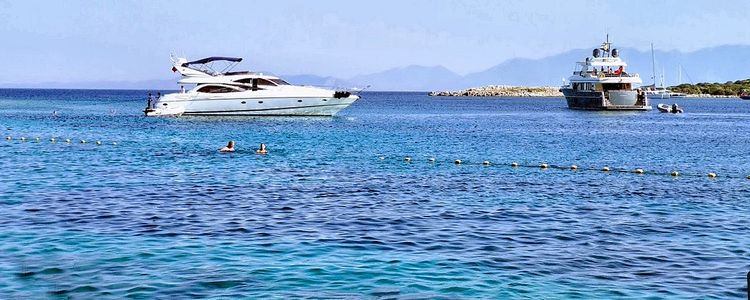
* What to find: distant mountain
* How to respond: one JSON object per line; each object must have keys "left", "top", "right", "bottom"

{"left": 0, "top": 79, "right": 178, "bottom": 90}
{"left": 3, "top": 45, "right": 748, "bottom": 91}
{"left": 282, "top": 74, "right": 355, "bottom": 89}
{"left": 461, "top": 45, "right": 750, "bottom": 89}
{"left": 349, "top": 65, "right": 463, "bottom": 91}
{"left": 344, "top": 45, "right": 750, "bottom": 91}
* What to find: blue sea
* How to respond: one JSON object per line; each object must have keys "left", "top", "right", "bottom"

{"left": 0, "top": 89, "right": 748, "bottom": 299}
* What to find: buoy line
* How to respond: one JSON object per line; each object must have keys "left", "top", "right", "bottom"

{"left": 3, "top": 135, "right": 118, "bottom": 147}
{"left": 376, "top": 156, "right": 746, "bottom": 180}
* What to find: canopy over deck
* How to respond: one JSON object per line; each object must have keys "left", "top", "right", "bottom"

{"left": 183, "top": 57, "right": 243, "bottom": 66}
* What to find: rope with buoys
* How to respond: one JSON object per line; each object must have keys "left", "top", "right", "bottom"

{"left": 375, "top": 155, "right": 748, "bottom": 180}
{"left": 3, "top": 135, "right": 118, "bottom": 146}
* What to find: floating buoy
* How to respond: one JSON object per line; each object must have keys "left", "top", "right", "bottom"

{"left": 540, "top": 163, "right": 548, "bottom": 169}
{"left": 80, "top": 139, "right": 86, "bottom": 144}
{"left": 5, "top": 136, "right": 10, "bottom": 140}
{"left": 428, "top": 157, "right": 436, "bottom": 162}
{"left": 112, "top": 142, "right": 117, "bottom": 146}
{"left": 746, "top": 175, "right": 750, "bottom": 180}
{"left": 65, "top": 139, "right": 71, "bottom": 143}
{"left": 482, "top": 160, "right": 491, "bottom": 166}
{"left": 49, "top": 138, "right": 55, "bottom": 142}
{"left": 671, "top": 171, "right": 680, "bottom": 177}
{"left": 707, "top": 172, "right": 717, "bottom": 178}
{"left": 634, "top": 168, "right": 644, "bottom": 174}
{"left": 511, "top": 162, "right": 518, "bottom": 167}
{"left": 454, "top": 159, "right": 462, "bottom": 164}
{"left": 96, "top": 141, "right": 102, "bottom": 145}
{"left": 570, "top": 165, "right": 578, "bottom": 170}
{"left": 404, "top": 156, "right": 411, "bottom": 162}
{"left": 602, "top": 166, "right": 610, "bottom": 172}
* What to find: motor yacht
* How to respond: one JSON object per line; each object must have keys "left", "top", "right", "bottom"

{"left": 144, "top": 56, "right": 359, "bottom": 116}
{"left": 560, "top": 36, "right": 650, "bottom": 110}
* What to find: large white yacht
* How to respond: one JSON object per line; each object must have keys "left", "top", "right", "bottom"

{"left": 144, "top": 56, "right": 359, "bottom": 116}
{"left": 560, "top": 37, "right": 651, "bottom": 110}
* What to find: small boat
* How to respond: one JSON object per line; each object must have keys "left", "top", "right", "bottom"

{"left": 657, "top": 103, "right": 683, "bottom": 113}
{"left": 740, "top": 92, "right": 750, "bottom": 100}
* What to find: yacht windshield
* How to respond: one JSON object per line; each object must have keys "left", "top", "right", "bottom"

{"left": 197, "top": 85, "right": 244, "bottom": 93}
{"left": 269, "top": 79, "right": 289, "bottom": 85}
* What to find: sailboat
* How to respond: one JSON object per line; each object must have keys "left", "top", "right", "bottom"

{"left": 644, "top": 44, "right": 686, "bottom": 99}
{"left": 671, "top": 66, "right": 687, "bottom": 98}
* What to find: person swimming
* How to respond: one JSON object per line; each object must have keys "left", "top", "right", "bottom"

{"left": 255, "top": 143, "right": 267, "bottom": 155}
{"left": 219, "top": 140, "right": 235, "bottom": 153}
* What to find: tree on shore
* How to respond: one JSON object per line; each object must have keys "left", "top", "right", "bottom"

{"left": 670, "top": 79, "right": 750, "bottom": 96}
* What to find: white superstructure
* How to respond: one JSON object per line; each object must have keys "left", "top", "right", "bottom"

{"left": 145, "top": 56, "right": 359, "bottom": 116}
{"left": 560, "top": 36, "right": 650, "bottom": 110}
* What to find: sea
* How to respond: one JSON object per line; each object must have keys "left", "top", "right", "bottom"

{"left": 0, "top": 89, "right": 748, "bottom": 299}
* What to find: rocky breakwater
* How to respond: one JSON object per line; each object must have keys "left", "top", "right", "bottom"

{"left": 429, "top": 85, "right": 563, "bottom": 97}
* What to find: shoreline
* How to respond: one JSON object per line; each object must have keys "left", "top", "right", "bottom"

{"left": 428, "top": 85, "right": 742, "bottom": 98}
{"left": 429, "top": 85, "right": 563, "bottom": 97}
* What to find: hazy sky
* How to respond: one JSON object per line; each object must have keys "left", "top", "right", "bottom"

{"left": 1, "top": 0, "right": 748, "bottom": 83}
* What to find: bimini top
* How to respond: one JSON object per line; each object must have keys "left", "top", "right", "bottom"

{"left": 183, "top": 57, "right": 243, "bottom": 66}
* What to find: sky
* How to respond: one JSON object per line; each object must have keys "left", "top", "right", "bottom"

{"left": 1, "top": 0, "right": 749, "bottom": 84}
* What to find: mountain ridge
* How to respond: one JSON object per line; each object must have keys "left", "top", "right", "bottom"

{"left": 3, "top": 45, "right": 749, "bottom": 91}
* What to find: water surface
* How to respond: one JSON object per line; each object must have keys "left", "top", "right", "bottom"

{"left": 0, "top": 89, "right": 748, "bottom": 299}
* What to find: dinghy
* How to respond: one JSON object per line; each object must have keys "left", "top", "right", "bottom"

{"left": 657, "top": 103, "right": 683, "bottom": 113}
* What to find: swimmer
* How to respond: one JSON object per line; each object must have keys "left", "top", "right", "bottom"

{"left": 255, "top": 143, "right": 268, "bottom": 155}
{"left": 219, "top": 140, "right": 235, "bottom": 153}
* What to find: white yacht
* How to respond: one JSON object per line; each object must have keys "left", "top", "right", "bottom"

{"left": 560, "top": 36, "right": 650, "bottom": 110}
{"left": 144, "top": 56, "right": 359, "bottom": 116}
{"left": 644, "top": 87, "right": 672, "bottom": 99}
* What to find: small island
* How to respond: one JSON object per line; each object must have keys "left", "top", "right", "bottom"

{"left": 429, "top": 85, "right": 563, "bottom": 97}
{"left": 669, "top": 79, "right": 750, "bottom": 97}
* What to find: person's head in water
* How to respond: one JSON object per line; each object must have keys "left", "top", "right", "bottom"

{"left": 220, "top": 140, "right": 235, "bottom": 152}
{"left": 256, "top": 143, "right": 267, "bottom": 154}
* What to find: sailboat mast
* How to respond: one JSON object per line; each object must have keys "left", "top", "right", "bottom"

{"left": 651, "top": 43, "right": 656, "bottom": 87}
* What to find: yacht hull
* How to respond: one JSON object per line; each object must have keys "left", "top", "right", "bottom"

{"left": 147, "top": 95, "right": 359, "bottom": 116}
{"left": 647, "top": 94, "right": 670, "bottom": 100}
{"left": 562, "top": 88, "right": 651, "bottom": 111}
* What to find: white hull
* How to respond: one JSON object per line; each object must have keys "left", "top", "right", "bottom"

{"left": 147, "top": 95, "right": 358, "bottom": 116}
{"left": 647, "top": 93, "right": 670, "bottom": 100}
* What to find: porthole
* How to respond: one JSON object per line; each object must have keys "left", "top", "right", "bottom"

{"left": 258, "top": 101, "right": 263, "bottom": 104}
{"left": 241, "top": 101, "right": 246, "bottom": 104}
{"left": 323, "top": 99, "right": 327, "bottom": 101}
{"left": 162, "top": 103, "right": 168, "bottom": 106}
{"left": 297, "top": 99, "right": 303, "bottom": 102}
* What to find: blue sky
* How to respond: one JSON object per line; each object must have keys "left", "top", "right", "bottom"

{"left": 1, "top": 0, "right": 748, "bottom": 83}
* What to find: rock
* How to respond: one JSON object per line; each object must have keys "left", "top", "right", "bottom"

{"left": 429, "top": 85, "right": 563, "bottom": 97}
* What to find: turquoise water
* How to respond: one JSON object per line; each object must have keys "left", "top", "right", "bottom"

{"left": 0, "top": 89, "right": 749, "bottom": 299}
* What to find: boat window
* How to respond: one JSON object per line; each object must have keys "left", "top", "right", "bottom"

{"left": 234, "top": 78, "right": 254, "bottom": 84}
{"left": 269, "top": 79, "right": 289, "bottom": 85}
{"left": 602, "top": 83, "right": 629, "bottom": 91}
{"left": 197, "top": 85, "right": 242, "bottom": 93}
{"left": 233, "top": 78, "right": 280, "bottom": 86}
{"left": 256, "top": 79, "right": 277, "bottom": 86}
